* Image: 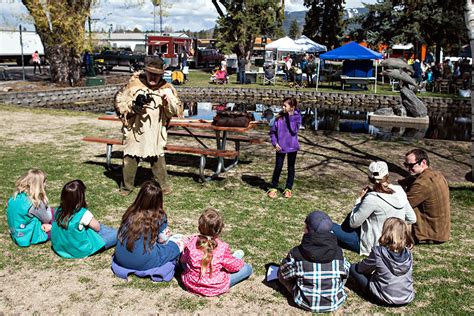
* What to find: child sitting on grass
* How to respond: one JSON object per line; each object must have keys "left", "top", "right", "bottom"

{"left": 278, "top": 210, "right": 350, "bottom": 313}
{"left": 113, "top": 180, "right": 185, "bottom": 281}
{"left": 180, "top": 208, "right": 252, "bottom": 296}
{"left": 51, "top": 179, "right": 117, "bottom": 259}
{"left": 348, "top": 217, "right": 415, "bottom": 306}
{"left": 7, "top": 169, "right": 54, "bottom": 247}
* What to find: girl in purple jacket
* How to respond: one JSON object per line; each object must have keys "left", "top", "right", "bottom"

{"left": 268, "top": 97, "right": 301, "bottom": 198}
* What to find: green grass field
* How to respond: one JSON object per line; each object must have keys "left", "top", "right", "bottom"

{"left": 0, "top": 104, "right": 472, "bottom": 313}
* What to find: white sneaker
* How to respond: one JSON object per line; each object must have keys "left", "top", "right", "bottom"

{"left": 233, "top": 249, "right": 245, "bottom": 259}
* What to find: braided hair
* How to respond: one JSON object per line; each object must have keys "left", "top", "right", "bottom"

{"left": 196, "top": 208, "right": 224, "bottom": 278}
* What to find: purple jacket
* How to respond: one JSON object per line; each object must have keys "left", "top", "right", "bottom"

{"left": 269, "top": 110, "right": 301, "bottom": 153}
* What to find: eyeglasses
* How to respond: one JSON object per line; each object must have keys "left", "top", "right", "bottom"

{"left": 404, "top": 159, "right": 423, "bottom": 169}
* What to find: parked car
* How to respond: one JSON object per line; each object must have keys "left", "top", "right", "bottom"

{"left": 94, "top": 49, "right": 145, "bottom": 72}
{"left": 197, "top": 49, "right": 225, "bottom": 68}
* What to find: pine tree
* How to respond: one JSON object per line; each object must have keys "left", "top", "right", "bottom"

{"left": 212, "top": 0, "right": 284, "bottom": 60}
{"left": 303, "top": 0, "right": 345, "bottom": 49}
{"left": 288, "top": 19, "right": 301, "bottom": 39}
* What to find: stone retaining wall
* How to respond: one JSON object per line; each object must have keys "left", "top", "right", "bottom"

{"left": 0, "top": 85, "right": 470, "bottom": 117}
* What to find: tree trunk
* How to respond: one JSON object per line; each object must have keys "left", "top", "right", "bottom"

{"left": 465, "top": 0, "right": 474, "bottom": 181}
{"left": 435, "top": 44, "right": 442, "bottom": 64}
{"left": 46, "top": 45, "right": 82, "bottom": 86}
{"left": 21, "top": 0, "right": 91, "bottom": 86}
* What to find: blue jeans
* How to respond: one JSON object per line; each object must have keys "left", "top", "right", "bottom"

{"left": 271, "top": 151, "right": 297, "bottom": 190}
{"left": 229, "top": 263, "right": 253, "bottom": 287}
{"left": 98, "top": 224, "right": 118, "bottom": 249}
{"left": 332, "top": 213, "right": 361, "bottom": 253}
{"left": 349, "top": 263, "right": 370, "bottom": 297}
{"left": 239, "top": 70, "right": 246, "bottom": 84}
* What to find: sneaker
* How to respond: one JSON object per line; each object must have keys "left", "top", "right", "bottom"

{"left": 162, "top": 187, "right": 172, "bottom": 195}
{"left": 119, "top": 189, "right": 132, "bottom": 196}
{"left": 233, "top": 249, "right": 245, "bottom": 259}
{"left": 267, "top": 188, "right": 278, "bottom": 198}
{"left": 283, "top": 188, "right": 292, "bottom": 198}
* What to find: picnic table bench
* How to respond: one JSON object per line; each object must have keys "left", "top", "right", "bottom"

{"left": 340, "top": 75, "right": 376, "bottom": 91}
{"left": 83, "top": 116, "right": 266, "bottom": 181}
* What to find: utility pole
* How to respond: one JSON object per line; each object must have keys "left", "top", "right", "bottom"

{"left": 153, "top": 5, "right": 156, "bottom": 33}
{"left": 19, "top": 25, "right": 25, "bottom": 81}
{"left": 160, "top": 4, "right": 163, "bottom": 33}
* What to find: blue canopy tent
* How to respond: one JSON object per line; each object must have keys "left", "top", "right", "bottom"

{"left": 318, "top": 42, "right": 383, "bottom": 92}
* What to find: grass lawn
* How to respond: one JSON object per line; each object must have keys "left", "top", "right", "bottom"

{"left": 0, "top": 104, "right": 472, "bottom": 314}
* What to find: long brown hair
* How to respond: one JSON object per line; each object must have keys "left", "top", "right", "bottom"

{"left": 369, "top": 175, "right": 395, "bottom": 194}
{"left": 118, "top": 180, "right": 165, "bottom": 253}
{"left": 379, "top": 217, "right": 414, "bottom": 252}
{"left": 277, "top": 97, "right": 298, "bottom": 121}
{"left": 196, "top": 208, "right": 224, "bottom": 278}
{"left": 56, "top": 180, "right": 87, "bottom": 229}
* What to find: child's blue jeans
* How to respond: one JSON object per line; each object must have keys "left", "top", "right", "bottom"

{"left": 349, "top": 263, "right": 370, "bottom": 297}
{"left": 98, "top": 224, "right": 118, "bottom": 249}
{"left": 229, "top": 263, "right": 253, "bottom": 287}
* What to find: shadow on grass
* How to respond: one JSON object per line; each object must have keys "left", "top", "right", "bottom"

{"left": 241, "top": 174, "right": 270, "bottom": 192}
{"left": 298, "top": 133, "right": 412, "bottom": 178}
{"left": 261, "top": 263, "right": 300, "bottom": 309}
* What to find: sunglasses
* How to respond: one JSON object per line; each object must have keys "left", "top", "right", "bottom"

{"left": 404, "top": 159, "right": 423, "bottom": 169}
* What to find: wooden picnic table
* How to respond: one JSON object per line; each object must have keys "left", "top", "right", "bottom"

{"left": 340, "top": 75, "right": 376, "bottom": 91}
{"left": 85, "top": 116, "right": 265, "bottom": 181}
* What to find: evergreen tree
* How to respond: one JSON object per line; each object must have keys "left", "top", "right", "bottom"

{"left": 303, "top": 0, "right": 345, "bottom": 49}
{"left": 350, "top": 0, "right": 467, "bottom": 61}
{"left": 212, "top": 0, "right": 284, "bottom": 60}
{"left": 288, "top": 19, "right": 301, "bottom": 39}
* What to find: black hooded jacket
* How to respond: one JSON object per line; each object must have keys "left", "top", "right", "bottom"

{"left": 289, "top": 231, "right": 344, "bottom": 263}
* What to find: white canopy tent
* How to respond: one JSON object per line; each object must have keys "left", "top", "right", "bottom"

{"left": 265, "top": 36, "right": 304, "bottom": 52}
{"left": 294, "top": 35, "right": 327, "bottom": 53}
{"left": 265, "top": 36, "right": 305, "bottom": 65}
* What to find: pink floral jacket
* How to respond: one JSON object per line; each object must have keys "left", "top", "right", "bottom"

{"left": 180, "top": 235, "right": 244, "bottom": 296}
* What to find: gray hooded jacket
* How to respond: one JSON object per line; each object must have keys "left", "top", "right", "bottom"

{"left": 357, "top": 245, "right": 415, "bottom": 305}
{"left": 350, "top": 184, "right": 416, "bottom": 255}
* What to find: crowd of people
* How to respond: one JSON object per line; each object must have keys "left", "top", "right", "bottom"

{"left": 410, "top": 56, "right": 471, "bottom": 93}
{"left": 5, "top": 60, "right": 452, "bottom": 312}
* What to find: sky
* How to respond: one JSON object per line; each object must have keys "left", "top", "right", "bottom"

{"left": 0, "top": 0, "right": 377, "bottom": 33}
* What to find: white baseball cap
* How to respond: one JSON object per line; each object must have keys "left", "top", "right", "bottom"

{"left": 368, "top": 161, "right": 389, "bottom": 180}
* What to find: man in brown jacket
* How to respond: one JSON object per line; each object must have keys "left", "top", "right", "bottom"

{"left": 398, "top": 149, "right": 451, "bottom": 243}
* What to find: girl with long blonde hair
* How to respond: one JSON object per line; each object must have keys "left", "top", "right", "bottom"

{"left": 180, "top": 208, "right": 253, "bottom": 296}
{"left": 7, "top": 169, "right": 53, "bottom": 246}
{"left": 348, "top": 218, "right": 415, "bottom": 306}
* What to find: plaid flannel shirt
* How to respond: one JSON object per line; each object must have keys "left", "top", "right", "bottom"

{"left": 280, "top": 254, "right": 350, "bottom": 313}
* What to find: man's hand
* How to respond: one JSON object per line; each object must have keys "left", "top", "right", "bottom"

{"left": 275, "top": 143, "right": 282, "bottom": 152}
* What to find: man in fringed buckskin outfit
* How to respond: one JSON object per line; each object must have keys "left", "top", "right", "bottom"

{"left": 114, "top": 59, "right": 182, "bottom": 196}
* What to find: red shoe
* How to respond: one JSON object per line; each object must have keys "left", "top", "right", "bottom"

{"left": 267, "top": 188, "right": 278, "bottom": 198}
{"left": 283, "top": 188, "right": 292, "bottom": 198}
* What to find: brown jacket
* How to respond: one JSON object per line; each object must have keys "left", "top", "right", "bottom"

{"left": 399, "top": 168, "right": 451, "bottom": 242}
{"left": 114, "top": 73, "right": 182, "bottom": 158}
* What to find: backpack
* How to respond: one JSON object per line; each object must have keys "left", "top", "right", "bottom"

{"left": 171, "top": 70, "right": 184, "bottom": 85}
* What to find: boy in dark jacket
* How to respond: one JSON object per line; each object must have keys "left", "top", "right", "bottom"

{"left": 279, "top": 211, "right": 350, "bottom": 312}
